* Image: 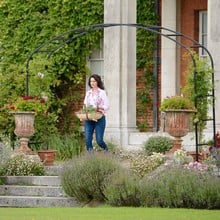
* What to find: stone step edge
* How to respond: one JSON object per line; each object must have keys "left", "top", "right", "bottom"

{"left": 0, "top": 185, "right": 66, "bottom": 197}
{"left": 1, "top": 176, "right": 61, "bottom": 186}
{"left": 0, "top": 196, "right": 79, "bottom": 207}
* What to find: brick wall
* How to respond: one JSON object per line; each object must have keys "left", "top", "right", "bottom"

{"left": 180, "top": 0, "right": 207, "bottom": 86}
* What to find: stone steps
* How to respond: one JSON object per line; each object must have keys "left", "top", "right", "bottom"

{"left": 0, "top": 195, "right": 77, "bottom": 207}
{"left": 0, "top": 185, "right": 64, "bottom": 197}
{"left": 0, "top": 175, "right": 79, "bottom": 208}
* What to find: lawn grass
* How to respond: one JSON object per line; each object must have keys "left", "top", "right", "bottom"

{"left": 0, "top": 207, "right": 220, "bottom": 220}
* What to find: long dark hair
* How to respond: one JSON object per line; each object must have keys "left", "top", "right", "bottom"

{"left": 88, "top": 74, "right": 105, "bottom": 90}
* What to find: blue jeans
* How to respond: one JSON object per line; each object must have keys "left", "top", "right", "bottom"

{"left": 84, "top": 116, "right": 108, "bottom": 152}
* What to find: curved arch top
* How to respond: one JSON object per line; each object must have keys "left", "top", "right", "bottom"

{"left": 26, "top": 23, "right": 214, "bottom": 81}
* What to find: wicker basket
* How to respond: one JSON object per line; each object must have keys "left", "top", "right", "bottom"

{"left": 75, "top": 110, "right": 103, "bottom": 121}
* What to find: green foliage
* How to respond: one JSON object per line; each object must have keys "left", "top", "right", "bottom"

{"left": 136, "top": 121, "right": 149, "bottom": 132}
{"left": 61, "top": 154, "right": 121, "bottom": 203}
{"left": 136, "top": 69, "right": 155, "bottom": 131}
{"left": 139, "top": 167, "right": 220, "bottom": 209}
{"left": 0, "top": 0, "right": 103, "bottom": 143}
{"left": 182, "top": 52, "right": 214, "bottom": 140}
{"left": 137, "top": 0, "right": 158, "bottom": 68}
{"left": 136, "top": 0, "right": 158, "bottom": 130}
{"left": 103, "top": 169, "right": 141, "bottom": 207}
{"left": 160, "top": 96, "right": 195, "bottom": 111}
{"left": 46, "top": 133, "right": 84, "bottom": 160}
{"left": 144, "top": 136, "right": 173, "bottom": 155}
{"left": 28, "top": 111, "right": 59, "bottom": 150}
{"left": 11, "top": 96, "right": 48, "bottom": 114}
{"left": 0, "top": 143, "right": 12, "bottom": 167}
{"left": 82, "top": 105, "right": 98, "bottom": 113}
{"left": 0, "top": 0, "right": 158, "bottom": 142}
{"left": 0, "top": 153, "right": 45, "bottom": 176}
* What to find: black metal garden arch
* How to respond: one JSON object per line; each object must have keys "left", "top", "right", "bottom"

{"left": 25, "top": 23, "right": 216, "bottom": 161}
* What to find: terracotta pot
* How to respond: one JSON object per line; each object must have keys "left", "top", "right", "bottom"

{"left": 165, "top": 109, "right": 194, "bottom": 153}
{"left": 187, "top": 151, "right": 206, "bottom": 162}
{"left": 37, "top": 150, "right": 57, "bottom": 166}
{"left": 13, "top": 111, "right": 35, "bottom": 154}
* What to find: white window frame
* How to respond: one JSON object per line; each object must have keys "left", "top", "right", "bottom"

{"left": 86, "top": 39, "right": 104, "bottom": 89}
{"left": 199, "top": 10, "right": 207, "bottom": 57}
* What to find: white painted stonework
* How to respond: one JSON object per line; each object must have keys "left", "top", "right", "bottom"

{"left": 208, "top": 0, "right": 220, "bottom": 131}
{"left": 161, "top": 0, "right": 178, "bottom": 99}
{"left": 104, "top": 0, "right": 137, "bottom": 149}
{"left": 103, "top": 0, "right": 219, "bottom": 151}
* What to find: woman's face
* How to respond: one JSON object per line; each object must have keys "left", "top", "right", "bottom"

{"left": 90, "top": 77, "right": 98, "bottom": 89}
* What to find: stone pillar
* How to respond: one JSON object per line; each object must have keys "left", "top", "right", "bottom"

{"left": 208, "top": 0, "right": 220, "bottom": 131}
{"left": 161, "top": 0, "right": 178, "bottom": 99}
{"left": 104, "top": 0, "right": 137, "bottom": 148}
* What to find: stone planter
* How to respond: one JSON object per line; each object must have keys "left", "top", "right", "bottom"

{"left": 13, "top": 111, "right": 35, "bottom": 154}
{"left": 165, "top": 109, "right": 195, "bottom": 153}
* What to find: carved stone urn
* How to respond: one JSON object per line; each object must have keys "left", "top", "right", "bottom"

{"left": 14, "top": 111, "right": 35, "bottom": 154}
{"left": 165, "top": 109, "right": 195, "bottom": 153}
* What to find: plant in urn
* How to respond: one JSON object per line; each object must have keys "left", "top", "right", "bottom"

{"left": 10, "top": 96, "right": 47, "bottom": 154}
{"left": 161, "top": 96, "right": 196, "bottom": 153}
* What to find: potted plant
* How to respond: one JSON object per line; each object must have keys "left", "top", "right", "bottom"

{"left": 160, "top": 95, "right": 195, "bottom": 111}
{"left": 9, "top": 96, "right": 47, "bottom": 154}
{"left": 10, "top": 96, "right": 47, "bottom": 113}
{"left": 37, "top": 148, "right": 57, "bottom": 166}
{"left": 160, "top": 95, "right": 196, "bottom": 152}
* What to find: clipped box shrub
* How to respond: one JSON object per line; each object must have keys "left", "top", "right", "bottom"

{"left": 144, "top": 136, "right": 173, "bottom": 155}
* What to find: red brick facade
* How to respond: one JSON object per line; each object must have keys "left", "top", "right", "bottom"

{"left": 139, "top": 0, "right": 207, "bottom": 131}
{"left": 180, "top": 0, "right": 207, "bottom": 86}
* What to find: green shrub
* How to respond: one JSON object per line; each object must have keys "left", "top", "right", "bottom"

{"left": 103, "top": 169, "right": 141, "bottom": 207}
{"left": 61, "top": 153, "right": 121, "bottom": 203}
{"left": 160, "top": 96, "right": 195, "bottom": 111}
{"left": 46, "top": 133, "right": 83, "bottom": 160}
{"left": 139, "top": 167, "right": 220, "bottom": 209}
{"left": 144, "top": 136, "right": 173, "bottom": 155}
{"left": 0, "top": 143, "right": 12, "bottom": 167}
{"left": 1, "top": 153, "right": 45, "bottom": 176}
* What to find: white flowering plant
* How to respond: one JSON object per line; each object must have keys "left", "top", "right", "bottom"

{"left": 131, "top": 152, "right": 165, "bottom": 177}
{"left": 174, "top": 149, "right": 188, "bottom": 161}
{"left": 1, "top": 153, "right": 45, "bottom": 176}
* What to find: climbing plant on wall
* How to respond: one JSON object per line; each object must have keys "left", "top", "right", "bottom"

{"left": 0, "top": 0, "right": 104, "bottom": 144}
{"left": 136, "top": 0, "right": 158, "bottom": 131}
{"left": 0, "top": 0, "right": 158, "bottom": 145}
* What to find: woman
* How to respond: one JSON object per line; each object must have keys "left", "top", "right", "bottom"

{"left": 83, "top": 74, "right": 110, "bottom": 152}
